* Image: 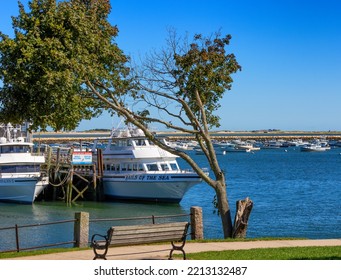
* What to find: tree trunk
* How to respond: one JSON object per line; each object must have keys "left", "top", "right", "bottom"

{"left": 216, "top": 182, "right": 233, "bottom": 238}
{"left": 232, "top": 197, "right": 253, "bottom": 238}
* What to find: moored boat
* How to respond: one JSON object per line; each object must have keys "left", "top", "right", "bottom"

{"left": 220, "top": 140, "right": 260, "bottom": 152}
{"left": 300, "top": 143, "right": 329, "bottom": 152}
{"left": 92, "top": 126, "right": 206, "bottom": 203}
{"left": 0, "top": 124, "right": 49, "bottom": 203}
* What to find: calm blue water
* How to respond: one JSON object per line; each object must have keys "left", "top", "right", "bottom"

{"left": 1, "top": 147, "right": 340, "bottom": 251}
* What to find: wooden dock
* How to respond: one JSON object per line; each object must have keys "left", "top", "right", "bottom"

{"left": 41, "top": 147, "right": 103, "bottom": 204}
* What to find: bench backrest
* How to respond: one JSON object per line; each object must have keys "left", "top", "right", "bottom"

{"left": 107, "top": 222, "right": 190, "bottom": 247}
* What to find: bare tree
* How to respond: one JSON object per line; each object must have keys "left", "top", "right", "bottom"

{"left": 88, "top": 30, "right": 243, "bottom": 238}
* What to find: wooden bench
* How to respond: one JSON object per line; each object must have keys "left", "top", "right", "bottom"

{"left": 90, "top": 222, "right": 190, "bottom": 260}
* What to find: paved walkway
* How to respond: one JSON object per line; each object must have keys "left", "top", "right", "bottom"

{"left": 4, "top": 239, "right": 341, "bottom": 260}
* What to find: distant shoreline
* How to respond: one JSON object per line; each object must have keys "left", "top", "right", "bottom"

{"left": 32, "top": 130, "right": 341, "bottom": 143}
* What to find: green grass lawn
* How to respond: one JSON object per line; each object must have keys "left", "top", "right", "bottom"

{"left": 186, "top": 246, "right": 341, "bottom": 260}
{"left": 0, "top": 247, "right": 87, "bottom": 259}
{"left": 1, "top": 239, "right": 340, "bottom": 260}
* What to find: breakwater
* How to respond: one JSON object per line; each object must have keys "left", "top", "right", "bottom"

{"left": 33, "top": 130, "right": 341, "bottom": 143}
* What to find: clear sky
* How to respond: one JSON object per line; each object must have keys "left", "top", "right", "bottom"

{"left": 1, "top": 0, "right": 341, "bottom": 131}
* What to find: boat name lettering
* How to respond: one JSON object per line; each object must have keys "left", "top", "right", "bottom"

{"left": 147, "top": 175, "right": 170, "bottom": 180}
{"left": 0, "top": 179, "right": 15, "bottom": 183}
{"left": 126, "top": 175, "right": 140, "bottom": 180}
{"left": 125, "top": 175, "right": 170, "bottom": 181}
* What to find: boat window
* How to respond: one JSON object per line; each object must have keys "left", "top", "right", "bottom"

{"left": 121, "top": 163, "right": 127, "bottom": 171}
{"left": 136, "top": 139, "right": 146, "bottom": 146}
{"left": 110, "top": 140, "right": 118, "bottom": 150}
{"left": 160, "top": 164, "right": 169, "bottom": 171}
{"left": 110, "top": 164, "right": 119, "bottom": 171}
{"left": 0, "top": 165, "right": 40, "bottom": 173}
{"left": 132, "top": 163, "right": 144, "bottom": 171}
{"left": 0, "top": 145, "right": 31, "bottom": 153}
{"left": 146, "top": 164, "right": 159, "bottom": 171}
{"left": 170, "top": 163, "right": 179, "bottom": 171}
{"left": 117, "top": 140, "right": 131, "bottom": 147}
{"left": 127, "top": 163, "right": 133, "bottom": 171}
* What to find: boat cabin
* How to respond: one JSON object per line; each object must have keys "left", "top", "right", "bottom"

{"left": 104, "top": 161, "right": 180, "bottom": 173}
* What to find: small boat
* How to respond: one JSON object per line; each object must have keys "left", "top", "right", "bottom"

{"left": 92, "top": 125, "right": 206, "bottom": 203}
{"left": 218, "top": 140, "right": 260, "bottom": 152}
{"left": 300, "top": 144, "right": 329, "bottom": 152}
{"left": 166, "top": 140, "right": 189, "bottom": 151}
{"left": 0, "top": 123, "right": 49, "bottom": 203}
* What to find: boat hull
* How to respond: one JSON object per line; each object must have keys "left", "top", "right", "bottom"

{"left": 0, "top": 176, "right": 49, "bottom": 204}
{"left": 300, "top": 146, "right": 328, "bottom": 152}
{"left": 103, "top": 173, "right": 202, "bottom": 203}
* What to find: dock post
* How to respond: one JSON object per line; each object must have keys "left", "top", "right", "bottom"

{"left": 74, "top": 212, "right": 89, "bottom": 248}
{"left": 190, "top": 206, "right": 204, "bottom": 240}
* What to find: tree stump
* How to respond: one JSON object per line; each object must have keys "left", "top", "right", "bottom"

{"left": 232, "top": 197, "right": 253, "bottom": 238}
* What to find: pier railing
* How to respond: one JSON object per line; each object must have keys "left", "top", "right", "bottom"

{"left": 0, "top": 206, "right": 203, "bottom": 254}
{"left": 0, "top": 219, "right": 77, "bottom": 253}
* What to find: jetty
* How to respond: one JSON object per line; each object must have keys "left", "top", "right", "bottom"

{"left": 41, "top": 146, "right": 103, "bottom": 204}
{"left": 33, "top": 130, "right": 341, "bottom": 144}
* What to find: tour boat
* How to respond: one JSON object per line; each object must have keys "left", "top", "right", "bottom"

{"left": 0, "top": 124, "right": 49, "bottom": 203}
{"left": 92, "top": 126, "right": 205, "bottom": 203}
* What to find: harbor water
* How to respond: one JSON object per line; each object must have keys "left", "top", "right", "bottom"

{"left": 0, "top": 146, "right": 340, "bottom": 251}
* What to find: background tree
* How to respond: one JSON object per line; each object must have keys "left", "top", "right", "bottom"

{"left": 0, "top": 0, "right": 246, "bottom": 238}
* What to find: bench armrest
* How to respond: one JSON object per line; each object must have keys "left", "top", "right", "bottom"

{"left": 91, "top": 233, "right": 108, "bottom": 244}
{"left": 91, "top": 233, "right": 110, "bottom": 260}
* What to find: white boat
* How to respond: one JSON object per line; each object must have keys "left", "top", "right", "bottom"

{"left": 165, "top": 140, "right": 189, "bottom": 151}
{"left": 217, "top": 140, "right": 260, "bottom": 153}
{"left": 0, "top": 124, "right": 49, "bottom": 203}
{"left": 92, "top": 126, "right": 205, "bottom": 203}
{"left": 262, "top": 140, "right": 285, "bottom": 149}
{"left": 300, "top": 144, "right": 329, "bottom": 152}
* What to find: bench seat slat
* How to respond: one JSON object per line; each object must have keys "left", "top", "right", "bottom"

{"left": 110, "top": 235, "right": 184, "bottom": 246}
{"left": 110, "top": 222, "right": 188, "bottom": 232}
{"left": 111, "top": 230, "right": 185, "bottom": 240}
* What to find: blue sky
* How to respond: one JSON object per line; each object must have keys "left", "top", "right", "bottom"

{"left": 1, "top": 0, "right": 341, "bottom": 131}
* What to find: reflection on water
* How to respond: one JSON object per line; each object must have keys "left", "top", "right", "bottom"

{"left": 0, "top": 200, "right": 190, "bottom": 251}
{"left": 1, "top": 147, "right": 341, "bottom": 252}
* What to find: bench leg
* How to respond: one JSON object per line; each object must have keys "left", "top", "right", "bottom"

{"left": 169, "top": 248, "right": 186, "bottom": 260}
{"left": 93, "top": 254, "right": 107, "bottom": 260}
{"left": 169, "top": 241, "right": 186, "bottom": 260}
{"left": 92, "top": 244, "right": 109, "bottom": 260}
